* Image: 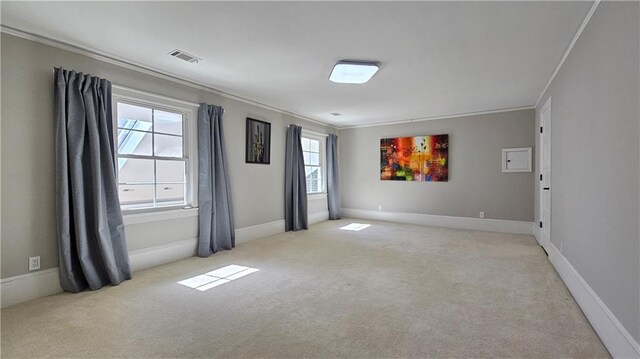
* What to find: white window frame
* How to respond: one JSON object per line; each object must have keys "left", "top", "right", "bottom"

{"left": 112, "top": 86, "right": 198, "bottom": 215}
{"left": 301, "top": 130, "right": 328, "bottom": 198}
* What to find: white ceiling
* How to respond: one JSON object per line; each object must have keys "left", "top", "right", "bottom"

{"left": 1, "top": 1, "right": 593, "bottom": 127}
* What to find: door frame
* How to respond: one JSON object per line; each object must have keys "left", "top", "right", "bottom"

{"left": 538, "top": 97, "right": 552, "bottom": 250}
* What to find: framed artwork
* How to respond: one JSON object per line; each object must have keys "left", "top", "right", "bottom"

{"left": 245, "top": 117, "right": 271, "bottom": 164}
{"left": 380, "top": 134, "right": 449, "bottom": 181}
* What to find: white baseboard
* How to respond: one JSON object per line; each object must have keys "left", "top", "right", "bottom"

{"left": 309, "top": 210, "right": 330, "bottom": 225}
{"left": 235, "top": 211, "right": 329, "bottom": 244}
{"left": 341, "top": 208, "right": 533, "bottom": 235}
{"left": 1, "top": 213, "right": 331, "bottom": 307}
{"left": 548, "top": 242, "right": 640, "bottom": 358}
{"left": 0, "top": 237, "right": 199, "bottom": 308}
{"left": 1, "top": 268, "right": 62, "bottom": 308}
{"left": 129, "top": 238, "right": 197, "bottom": 273}
{"left": 235, "top": 219, "right": 286, "bottom": 244}
{"left": 532, "top": 226, "right": 542, "bottom": 245}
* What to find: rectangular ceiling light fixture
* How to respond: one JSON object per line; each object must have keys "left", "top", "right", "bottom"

{"left": 329, "top": 60, "right": 380, "bottom": 84}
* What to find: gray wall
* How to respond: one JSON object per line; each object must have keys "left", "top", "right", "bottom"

{"left": 339, "top": 109, "right": 535, "bottom": 221}
{"left": 534, "top": 1, "right": 639, "bottom": 342}
{"left": 1, "top": 33, "right": 335, "bottom": 279}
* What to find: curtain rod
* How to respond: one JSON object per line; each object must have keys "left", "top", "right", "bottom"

{"left": 112, "top": 84, "right": 201, "bottom": 108}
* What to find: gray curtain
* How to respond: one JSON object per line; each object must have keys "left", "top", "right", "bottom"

{"left": 285, "top": 125, "right": 308, "bottom": 231}
{"left": 198, "top": 104, "right": 235, "bottom": 256}
{"left": 327, "top": 134, "right": 341, "bottom": 220}
{"left": 54, "top": 67, "right": 131, "bottom": 292}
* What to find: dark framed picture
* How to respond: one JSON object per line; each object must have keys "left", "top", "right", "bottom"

{"left": 245, "top": 117, "right": 271, "bottom": 164}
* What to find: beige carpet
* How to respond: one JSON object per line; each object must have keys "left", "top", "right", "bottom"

{"left": 1, "top": 219, "right": 609, "bottom": 358}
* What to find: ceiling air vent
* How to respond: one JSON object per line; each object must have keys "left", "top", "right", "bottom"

{"left": 169, "top": 49, "right": 201, "bottom": 64}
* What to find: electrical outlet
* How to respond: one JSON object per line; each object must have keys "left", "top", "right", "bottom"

{"left": 378, "top": 205, "right": 382, "bottom": 211}
{"left": 479, "top": 211, "right": 485, "bottom": 219}
{"left": 28, "top": 256, "right": 40, "bottom": 271}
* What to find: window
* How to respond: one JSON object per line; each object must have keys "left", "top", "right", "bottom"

{"left": 114, "top": 96, "right": 195, "bottom": 212}
{"left": 301, "top": 134, "right": 326, "bottom": 194}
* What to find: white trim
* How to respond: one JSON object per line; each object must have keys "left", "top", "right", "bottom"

{"left": 113, "top": 88, "right": 199, "bottom": 210}
{"left": 539, "top": 97, "right": 552, "bottom": 251}
{"left": 113, "top": 86, "right": 200, "bottom": 112}
{"left": 0, "top": 25, "right": 336, "bottom": 130}
{"left": 0, "top": 268, "right": 59, "bottom": 284}
{"left": 123, "top": 207, "right": 199, "bottom": 225}
{"left": 532, "top": 226, "right": 543, "bottom": 246}
{"left": 308, "top": 193, "right": 328, "bottom": 201}
{"left": 129, "top": 238, "right": 197, "bottom": 273}
{"left": 535, "top": 0, "right": 601, "bottom": 107}
{"left": 548, "top": 242, "right": 640, "bottom": 358}
{"left": 112, "top": 84, "right": 200, "bottom": 108}
{"left": 309, "top": 210, "right": 330, "bottom": 225}
{"left": 301, "top": 132, "right": 327, "bottom": 194}
{"left": 338, "top": 106, "right": 534, "bottom": 130}
{"left": 1, "top": 268, "right": 62, "bottom": 308}
{"left": 341, "top": 208, "right": 533, "bottom": 235}
{"left": 0, "top": 214, "right": 332, "bottom": 307}
{"left": 302, "top": 129, "right": 329, "bottom": 138}
{"left": 235, "top": 220, "right": 286, "bottom": 244}
{"left": 1, "top": 25, "right": 538, "bottom": 131}
{"left": 232, "top": 211, "right": 330, "bottom": 244}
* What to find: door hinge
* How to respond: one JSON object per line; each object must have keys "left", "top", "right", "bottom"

{"left": 540, "top": 174, "right": 543, "bottom": 181}
{"left": 539, "top": 221, "right": 543, "bottom": 228}
{"left": 540, "top": 127, "right": 543, "bottom": 133}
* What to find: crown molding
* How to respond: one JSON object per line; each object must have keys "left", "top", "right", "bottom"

{"left": 337, "top": 105, "right": 535, "bottom": 130}
{"left": 0, "top": 24, "right": 337, "bottom": 130}
{"left": 535, "top": 0, "right": 601, "bottom": 107}
{"left": 1, "top": 24, "right": 540, "bottom": 131}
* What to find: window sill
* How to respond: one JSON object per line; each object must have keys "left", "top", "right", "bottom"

{"left": 122, "top": 207, "right": 199, "bottom": 225}
{"left": 308, "top": 193, "right": 328, "bottom": 201}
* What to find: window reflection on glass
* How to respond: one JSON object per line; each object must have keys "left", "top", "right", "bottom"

{"left": 154, "top": 110, "right": 183, "bottom": 136}
{"left": 118, "top": 103, "right": 152, "bottom": 127}
{"left": 302, "top": 137, "right": 322, "bottom": 194}
{"left": 119, "top": 184, "right": 154, "bottom": 210}
{"left": 118, "top": 129, "right": 153, "bottom": 156}
{"left": 116, "top": 101, "right": 186, "bottom": 210}
{"left": 154, "top": 133, "right": 183, "bottom": 158}
{"left": 156, "top": 183, "right": 185, "bottom": 207}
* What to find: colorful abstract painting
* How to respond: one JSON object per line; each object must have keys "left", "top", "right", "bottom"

{"left": 380, "top": 134, "right": 449, "bottom": 181}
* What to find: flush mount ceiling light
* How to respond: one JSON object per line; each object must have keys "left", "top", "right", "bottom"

{"left": 329, "top": 60, "right": 380, "bottom": 84}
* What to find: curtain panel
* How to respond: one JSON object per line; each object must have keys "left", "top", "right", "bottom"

{"left": 284, "top": 125, "right": 308, "bottom": 231}
{"left": 197, "top": 104, "right": 235, "bottom": 256}
{"left": 327, "top": 134, "right": 341, "bottom": 220}
{"left": 54, "top": 67, "right": 131, "bottom": 292}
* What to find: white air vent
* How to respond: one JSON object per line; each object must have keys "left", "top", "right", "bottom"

{"left": 169, "top": 49, "right": 201, "bottom": 64}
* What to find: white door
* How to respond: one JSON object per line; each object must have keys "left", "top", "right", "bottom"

{"left": 539, "top": 98, "right": 552, "bottom": 251}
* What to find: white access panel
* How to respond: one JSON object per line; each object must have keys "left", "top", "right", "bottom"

{"left": 502, "top": 147, "right": 532, "bottom": 172}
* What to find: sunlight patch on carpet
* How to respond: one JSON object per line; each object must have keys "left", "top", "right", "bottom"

{"left": 340, "top": 223, "right": 371, "bottom": 231}
{"left": 178, "top": 265, "right": 259, "bottom": 291}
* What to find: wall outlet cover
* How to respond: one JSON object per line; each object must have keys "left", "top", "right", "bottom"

{"left": 479, "top": 212, "right": 485, "bottom": 219}
{"left": 28, "top": 256, "right": 40, "bottom": 271}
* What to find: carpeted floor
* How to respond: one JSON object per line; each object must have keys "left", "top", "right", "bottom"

{"left": 1, "top": 219, "right": 609, "bottom": 358}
